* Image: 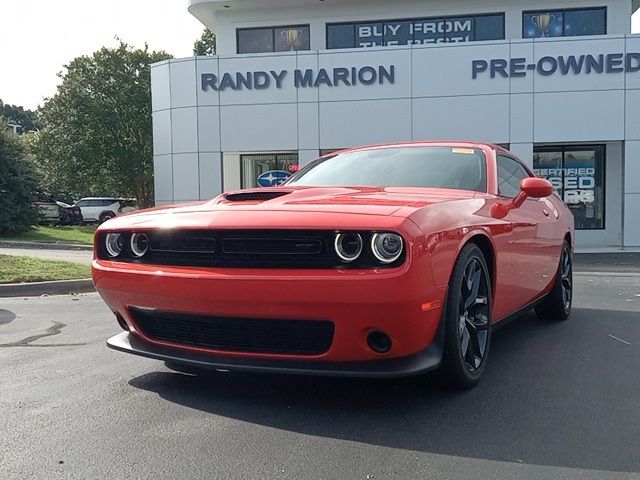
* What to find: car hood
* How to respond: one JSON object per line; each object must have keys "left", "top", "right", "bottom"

{"left": 99, "top": 186, "right": 477, "bottom": 231}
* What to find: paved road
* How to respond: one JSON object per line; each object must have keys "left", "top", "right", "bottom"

{"left": 0, "top": 247, "right": 93, "bottom": 265}
{"left": 1, "top": 274, "right": 639, "bottom": 479}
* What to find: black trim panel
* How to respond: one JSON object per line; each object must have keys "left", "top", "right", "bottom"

{"left": 107, "top": 331, "right": 442, "bottom": 378}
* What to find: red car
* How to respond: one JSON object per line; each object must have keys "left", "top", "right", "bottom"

{"left": 94, "top": 142, "right": 574, "bottom": 388}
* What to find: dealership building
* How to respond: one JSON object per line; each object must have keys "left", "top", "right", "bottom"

{"left": 151, "top": 0, "right": 640, "bottom": 248}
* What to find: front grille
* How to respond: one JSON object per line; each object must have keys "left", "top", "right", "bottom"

{"left": 131, "top": 308, "right": 334, "bottom": 355}
{"left": 96, "top": 230, "right": 405, "bottom": 269}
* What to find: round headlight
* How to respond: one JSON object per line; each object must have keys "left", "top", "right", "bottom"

{"left": 105, "top": 233, "right": 125, "bottom": 258}
{"left": 334, "top": 232, "right": 363, "bottom": 263}
{"left": 371, "top": 233, "right": 403, "bottom": 264}
{"left": 130, "top": 232, "right": 149, "bottom": 258}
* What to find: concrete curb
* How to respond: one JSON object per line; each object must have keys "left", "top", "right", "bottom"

{"left": 0, "top": 278, "right": 95, "bottom": 298}
{"left": 0, "top": 240, "right": 93, "bottom": 251}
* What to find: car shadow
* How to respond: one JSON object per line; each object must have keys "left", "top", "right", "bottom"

{"left": 0, "top": 309, "right": 17, "bottom": 325}
{"left": 128, "top": 308, "right": 640, "bottom": 472}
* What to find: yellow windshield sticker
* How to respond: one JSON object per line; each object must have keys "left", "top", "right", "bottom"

{"left": 452, "top": 148, "right": 475, "bottom": 154}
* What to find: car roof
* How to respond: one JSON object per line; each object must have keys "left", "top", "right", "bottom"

{"left": 78, "top": 197, "right": 134, "bottom": 201}
{"left": 326, "top": 140, "right": 511, "bottom": 156}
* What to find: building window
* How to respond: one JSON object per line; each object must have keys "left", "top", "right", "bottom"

{"left": 237, "top": 25, "right": 310, "bottom": 54}
{"left": 523, "top": 7, "right": 606, "bottom": 38}
{"left": 327, "top": 13, "right": 504, "bottom": 49}
{"left": 533, "top": 145, "right": 605, "bottom": 230}
{"left": 241, "top": 153, "right": 299, "bottom": 188}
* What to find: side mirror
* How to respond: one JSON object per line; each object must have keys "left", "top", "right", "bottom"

{"left": 490, "top": 177, "right": 554, "bottom": 219}
{"left": 520, "top": 177, "right": 554, "bottom": 199}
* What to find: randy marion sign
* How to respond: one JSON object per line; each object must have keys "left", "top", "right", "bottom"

{"left": 201, "top": 65, "right": 395, "bottom": 91}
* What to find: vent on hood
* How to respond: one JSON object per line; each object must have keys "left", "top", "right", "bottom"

{"left": 225, "top": 191, "right": 291, "bottom": 202}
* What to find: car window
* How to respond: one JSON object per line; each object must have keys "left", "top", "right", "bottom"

{"left": 76, "top": 200, "right": 87, "bottom": 207}
{"left": 287, "top": 146, "right": 487, "bottom": 192}
{"left": 497, "top": 155, "right": 531, "bottom": 198}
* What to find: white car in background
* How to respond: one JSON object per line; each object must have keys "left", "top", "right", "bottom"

{"left": 74, "top": 197, "right": 137, "bottom": 224}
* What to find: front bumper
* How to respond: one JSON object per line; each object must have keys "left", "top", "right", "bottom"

{"left": 94, "top": 253, "right": 447, "bottom": 365}
{"left": 107, "top": 330, "right": 443, "bottom": 378}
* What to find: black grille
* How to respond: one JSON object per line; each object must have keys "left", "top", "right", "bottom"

{"left": 96, "top": 230, "right": 405, "bottom": 269}
{"left": 131, "top": 308, "right": 334, "bottom": 355}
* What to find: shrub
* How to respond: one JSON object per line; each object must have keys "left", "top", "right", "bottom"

{"left": 0, "top": 128, "right": 39, "bottom": 235}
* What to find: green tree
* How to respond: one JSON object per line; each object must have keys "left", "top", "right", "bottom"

{"left": 31, "top": 41, "right": 172, "bottom": 207}
{"left": 1, "top": 99, "right": 41, "bottom": 134}
{"left": 193, "top": 28, "right": 216, "bottom": 55}
{"left": 0, "top": 129, "right": 39, "bottom": 234}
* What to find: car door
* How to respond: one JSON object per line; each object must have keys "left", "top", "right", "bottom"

{"left": 496, "top": 155, "right": 558, "bottom": 312}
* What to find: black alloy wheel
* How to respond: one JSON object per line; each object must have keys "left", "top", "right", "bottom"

{"left": 535, "top": 241, "right": 572, "bottom": 321}
{"left": 440, "top": 243, "right": 492, "bottom": 388}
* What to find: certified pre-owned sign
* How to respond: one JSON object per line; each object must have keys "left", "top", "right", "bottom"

{"left": 472, "top": 53, "right": 640, "bottom": 79}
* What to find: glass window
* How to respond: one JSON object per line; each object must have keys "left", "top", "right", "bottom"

{"left": 445, "top": 17, "right": 473, "bottom": 43}
{"left": 533, "top": 145, "right": 605, "bottom": 230}
{"left": 237, "top": 28, "right": 273, "bottom": 54}
{"left": 355, "top": 22, "right": 384, "bottom": 47}
{"left": 274, "top": 26, "right": 310, "bottom": 51}
{"left": 523, "top": 8, "right": 606, "bottom": 38}
{"left": 383, "top": 21, "right": 412, "bottom": 46}
{"left": 475, "top": 14, "right": 505, "bottom": 41}
{"left": 413, "top": 18, "right": 446, "bottom": 45}
{"left": 287, "top": 147, "right": 487, "bottom": 192}
{"left": 327, "top": 24, "right": 354, "bottom": 49}
{"left": 241, "top": 153, "right": 298, "bottom": 188}
{"left": 497, "top": 155, "right": 530, "bottom": 198}
{"left": 564, "top": 9, "right": 606, "bottom": 36}
{"left": 326, "top": 13, "right": 505, "bottom": 50}
{"left": 237, "top": 26, "right": 309, "bottom": 54}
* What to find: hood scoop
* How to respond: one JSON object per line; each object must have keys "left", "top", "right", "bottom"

{"left": 224, "top": 190, "right": 292, "bottom": 202}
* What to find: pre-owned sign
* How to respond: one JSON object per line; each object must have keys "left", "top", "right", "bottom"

{"left": 472, "top": 53, "right": 640, "bottom": 79}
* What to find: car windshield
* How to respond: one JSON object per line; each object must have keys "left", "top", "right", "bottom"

{"left": 287, "top": 146, "right": 487, "bottom": 192}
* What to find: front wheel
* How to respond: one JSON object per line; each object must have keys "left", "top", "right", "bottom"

{"left": 439, "top": 243, "right": 492, "bottom": 389}
{"left": 535, "top": 241, "right": 572, "bottom": 321}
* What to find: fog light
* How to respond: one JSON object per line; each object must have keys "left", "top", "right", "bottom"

{"left": 367, "top": 331, "right": 392, "bottom": 354}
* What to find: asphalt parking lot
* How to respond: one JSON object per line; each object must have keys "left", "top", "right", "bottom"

{"left": 1, "top": 263, "right": 639, "bottom": 479}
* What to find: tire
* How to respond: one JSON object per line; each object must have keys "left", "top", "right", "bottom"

{"left": 439, "top": 243, "right": 493, "bottom": 389}
{"left": 534, "top": 241, "right": 572, "bottom": 321}
{"left": 99, "top": 211, "right": 116, "bottom": 223}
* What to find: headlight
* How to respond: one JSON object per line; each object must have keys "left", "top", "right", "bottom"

{"left": 130, "top": 232, "right": 149, "bottom": 258}
{"left": 105, "top": 233, "right": 125, "bottom": 258}
{"left": 334, "top": 232, "right": 363, "bottom": 263}
{"left": 371, "top": 233, "right": 403, "bottom": 264}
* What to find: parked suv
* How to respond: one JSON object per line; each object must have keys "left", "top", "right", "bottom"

{"left": 74, "top": 197, "right": 137, "bottom": 224}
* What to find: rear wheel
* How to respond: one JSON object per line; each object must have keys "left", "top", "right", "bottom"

{"left": 439, "top": 243, "right": 492, "bottom": 389}
{"left": 534, "top": 241, "right": 572, "bottom": 321}
{"left": 99, "top": 211, "right": 115, "bottom": 223}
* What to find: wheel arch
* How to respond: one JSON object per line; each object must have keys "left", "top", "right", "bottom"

{"left": 459, "top": 232, "right": 496, "bottom": 297}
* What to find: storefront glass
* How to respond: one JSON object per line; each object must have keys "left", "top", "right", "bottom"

{"left": 238, "top": 26, "right": 310, "bottom": 54}
{"left": 241, "top": 153, "right": 299, "bottom": 188}
{"left": 533, "top": 145, "right": 605, "bottom": 230}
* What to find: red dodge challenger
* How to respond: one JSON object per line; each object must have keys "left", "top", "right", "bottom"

{"left": 94, "top": 142, "right": 574, "bottom": 388}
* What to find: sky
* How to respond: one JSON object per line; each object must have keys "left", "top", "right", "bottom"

{"left": 0, "top": 1, "right": 639, "bottom": 111}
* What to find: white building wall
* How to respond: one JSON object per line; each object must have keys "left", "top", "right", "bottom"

{"left": 152, "top": 33, "right": 640, "bottom": 246}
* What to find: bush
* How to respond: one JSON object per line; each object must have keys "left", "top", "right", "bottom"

{"left": 0, "top": 129, "right": 39, "bottom": 235}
